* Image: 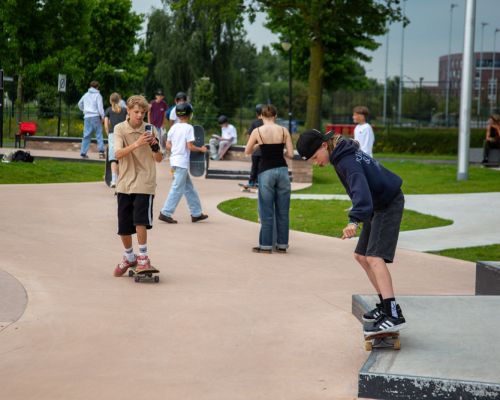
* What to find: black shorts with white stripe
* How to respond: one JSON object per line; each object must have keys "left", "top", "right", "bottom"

{"left": 117, "top": 193, "right": 154, "bottom": 235}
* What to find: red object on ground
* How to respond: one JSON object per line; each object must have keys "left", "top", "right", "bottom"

{"left": 15, "top": 121, "right": 37, "bottom": 148}
{"left": 324, "top": 123, "right": 355, "bottom": 136}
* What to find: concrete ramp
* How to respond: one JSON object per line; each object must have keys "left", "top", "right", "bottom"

{"left": 353, "top": 295, "right": 500, "bottom": 400}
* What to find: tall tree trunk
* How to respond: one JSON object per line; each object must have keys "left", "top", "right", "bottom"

{"left": 305, "top": 41, "right": 324, "bottom": 130}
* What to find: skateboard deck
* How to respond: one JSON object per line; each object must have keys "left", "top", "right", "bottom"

{"left": 128, "top": 266, "right": 160, "bottom": 283}
{"left": 190, "top": 125, "right": 206, "bottom": 177}
{"left": 364, "top": 331, "right": 400, "bottom": 351}
{"left": 104, "top": 146, "right": 112, "bottom": 187}
{"left": 239, "top": 183, "right": 258, "bottom": 193}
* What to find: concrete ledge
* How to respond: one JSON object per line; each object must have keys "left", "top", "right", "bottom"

{"left": 0, "top": 270, "right": 28, "bottom": 330}
{"left": 476, "top": 261, "right": 500, "bottom": 295}
{"left": 26, "top": 136, "right": 107, "bottom": 153}
{"left": 219, "top": 145, "right": 312, "bottom": 183}
{"left": 470, "top": 147, "right": 500, "bottom": 165}
{"left": 353, "top": 294, "right": 500, "bottom": 400}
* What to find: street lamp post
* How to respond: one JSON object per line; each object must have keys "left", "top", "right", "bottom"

{"left": 491, "top": 28, "right": 500, "bottom": 113}
{"left": 397, "top": 0, "right": 407, "bottom": 126}
{"left": 239, "top": 67, "right": 246, "bottom": 134}
{"left": 383, "top": 28, "right": 390, "bottom": 126}
{"left": 281, "top": 40, "right": 292, "bottom": 133}
{"left": 445, "top": 3, "right": 459, "bottom": 127}
{"left": 477, "top": 22, "right": 488, "bottom": 119}
{"left": 113, "top": 68, "right": 125, "bottom": 90}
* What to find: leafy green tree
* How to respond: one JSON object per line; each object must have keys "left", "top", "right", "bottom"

{"left": 145, "top": 1, "right": 257, "bottom": 116}
{"left": 256, "top": 0, "right": 405, "bottom": 129}
{"left": 83, "top": 0, "right": 148, "bottom": 101}
{"left": 0, "top": 0, "right": 93, "bottom": 119}
{"left": 191, "top": 77, "right": 219, "bottom": 129}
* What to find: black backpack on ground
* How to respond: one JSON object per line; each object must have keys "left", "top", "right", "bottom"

{"left": 12, "top": 150, "right": 34, "bottom": 163}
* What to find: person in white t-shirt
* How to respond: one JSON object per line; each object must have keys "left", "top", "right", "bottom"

{"left": 352, "top": 106, "right": 374, "bottom": 157}
{"left": 158, "top": 103, "right": 208, "bottom": 224}
{"left": 168, "top": 91, "right": 188, "bottom": 127}
{"left": 209, "top": 115, "right": 238, "bottom": 160}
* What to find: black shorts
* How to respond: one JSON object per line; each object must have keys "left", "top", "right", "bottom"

{"left": 117, "top": 193, "right": 154, "bottom": 235}
{"left": 355, "top": 191, "right": 404, "bottom": 263}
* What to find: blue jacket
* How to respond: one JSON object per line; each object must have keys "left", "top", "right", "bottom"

{"left": 330, "top": 139, "right": 403, "bottom": 223}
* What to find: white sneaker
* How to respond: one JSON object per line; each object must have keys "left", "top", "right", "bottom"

{"left": 110, "top": 181, "right": 116, "bottom": 188}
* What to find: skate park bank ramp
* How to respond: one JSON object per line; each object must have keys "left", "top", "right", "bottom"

{"left": 0, "top": 269, "right": 28, "bottom": 331}
{"left": 353, "top": 294, "right": 500, "bottom": 400}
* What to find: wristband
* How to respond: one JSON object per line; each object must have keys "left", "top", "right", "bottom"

{"left": 348, "top": 221, "right": 359, "bottom": 228}
{"left": 150, "top": 143, "right": 160, "bottom": 153}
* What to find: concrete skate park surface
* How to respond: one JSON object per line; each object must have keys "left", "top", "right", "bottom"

{"left": 0, "top": 153, "right": 492, "bottom": 399}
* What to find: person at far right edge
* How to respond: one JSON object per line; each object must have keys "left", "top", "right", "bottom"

{"left": 296, "top": 130, "right": 407, "bottom": 335}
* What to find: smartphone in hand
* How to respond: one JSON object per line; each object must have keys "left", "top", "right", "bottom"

{"left": 145, "top": 124, "right": 153, "bottom": 135}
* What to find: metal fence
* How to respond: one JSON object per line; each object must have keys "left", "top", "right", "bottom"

{"left": 327, "top": 79, "right": 498, "bottom": 129}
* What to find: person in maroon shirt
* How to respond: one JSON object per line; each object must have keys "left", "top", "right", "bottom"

{"left": 148, "top": 89, "right": 168, "bottom": 149}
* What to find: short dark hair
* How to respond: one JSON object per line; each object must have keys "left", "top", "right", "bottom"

{"left": 353, "top": 106, "right": 369, "bottom": 117}
{"left": 352, "top": 106, "right": 370, "bottom": 118}
{"left": 90, "top": 81, "right": 99, "bottom": 89}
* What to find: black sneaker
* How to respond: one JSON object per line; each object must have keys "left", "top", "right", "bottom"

{"left": 252, "top": 247, "right": 272, "bottom": 254}
{"left": 362, "top": 303, "right": 384, "bottom": 323}
{"left": 99, "top": 152, "right": 105, "bottom": 159}
{"left": 363, "top": 313, "right": 406, "bottom": 335}
{"left": 158, "top": 213, "right": 177, "bottom": 224}
{"left": 191, "top": 213, "right": 208, "bottom": 223}
{"left": 275, "top": 247, "right": 287, "bottom": 254}
{"left": 80, "top": 154, "right": 89, "bottom": 159}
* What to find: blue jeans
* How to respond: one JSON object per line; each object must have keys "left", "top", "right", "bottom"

{"left": 257, "top": 166, "right": 291, "bottom": 250}
{"left": 161, "top": 167, "right": 202, "bottom": 217}
{"left": 81, "top": 116, "right": 104, "bottom": 155}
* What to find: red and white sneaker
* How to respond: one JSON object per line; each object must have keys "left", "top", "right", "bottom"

{"left": 113, "top": 256, "right": 137, "bottom": 277}
{"left": 135, "top": 255, "right": 155, "bottom": 273}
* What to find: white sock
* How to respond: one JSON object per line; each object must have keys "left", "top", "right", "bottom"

{"left": 139, "top": 244, "right": 148, "bottom": 257}
{"left": 112, "top": 173, "right": 117, "bottom": 182}
{"left": 124, "top": 247, "right": 135, "bottom": 262}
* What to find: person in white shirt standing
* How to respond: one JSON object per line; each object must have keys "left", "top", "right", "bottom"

{"left": 209, "top": 115, "right": 237, "bottom": 160}
{"left": 78, "top": 81, "right": 105, "bottom": 159}
{"left": 352, "top": 106, "right": 374, "bottom": 157}
{"left": 158, "top": 103, "right": 208, "bottom": 224}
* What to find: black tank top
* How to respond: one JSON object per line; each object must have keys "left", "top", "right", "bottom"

{"left": 490, "top": 127, "right": 498, "bottom": 138}
{"left": 257, "top": 128, "right": 287, "bottom": 174}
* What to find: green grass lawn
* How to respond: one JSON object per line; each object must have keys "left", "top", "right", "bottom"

{"left": 218, "top": 198, "right": 452, "bottom": 239}
{"left": 0, "top": 159, "right": 103, "bottom": 184}
{"left": 429, "top": 244, "right": 500, "bottom": 262}
{"left": 297, "top": 161, "right": 500, "bottom": 195}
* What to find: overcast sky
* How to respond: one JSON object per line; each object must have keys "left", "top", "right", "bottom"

{"left": 131, "top": 0, "right": 500, "bottom": 83}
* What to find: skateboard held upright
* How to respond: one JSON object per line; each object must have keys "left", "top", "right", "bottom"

{"left": 104, "top": 146, "right": 112, "bottom": 187}
{"left": 190, "top": 125, "right": 206, "bottom": 177}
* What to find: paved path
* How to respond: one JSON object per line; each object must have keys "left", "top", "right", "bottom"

{"left": 0, "top": 159, "right": 476, "bottom": 399}
{"left": 288, "top": 193, "right": 500, "bottom": 252}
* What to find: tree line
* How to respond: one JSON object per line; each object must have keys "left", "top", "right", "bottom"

{"left": 0, "top": 0, "right": 405, "bottom": 130}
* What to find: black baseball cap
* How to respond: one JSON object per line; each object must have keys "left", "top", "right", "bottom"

{"left": 175, "top": 102, "right": 193, "bottom": 116}
{"left": 296, "top": 129, "right": 334, "bottom": 160}
{"left": 155, "top": 89, "right": 164, "bottom": 95}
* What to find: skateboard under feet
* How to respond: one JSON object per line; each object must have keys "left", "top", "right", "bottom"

{"left": 364, "top": 331, "right": 401, "bottom": 351}
{"left": 128, "top": 267, "right": 160, "bottom": 283}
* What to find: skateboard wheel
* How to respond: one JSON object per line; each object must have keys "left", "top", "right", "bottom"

{"left": 128, "top": 270, "right": 134, "bottom": 277}
{"left": 394, "top": 338, "right": 401, "bottom": 350}
{"left": 154, "top": 276, "right": 160, "bottom": 283}
{"left": 134, "top": 276, "right": 140, "bottom": 283}
{"left": 364, "top": 341, "right": 372, "bottom": 351}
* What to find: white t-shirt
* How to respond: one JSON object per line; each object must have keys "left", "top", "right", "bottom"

{"left": 221, "top": 124, "right": 237, "bottom": 144}
{"left": 354, "top": 123, "right": 374, "bottom": 157}
{"left": 169, "top": 108, "right": 180, "bottom": 125}
{"left": 167, "top": 122, "right": 195, "bottom": 168}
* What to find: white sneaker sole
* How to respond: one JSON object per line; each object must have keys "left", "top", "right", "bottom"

{"left": 364, "top": 321, "right": 407, "bottom": 336}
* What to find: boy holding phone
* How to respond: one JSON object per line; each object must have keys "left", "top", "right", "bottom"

{"left": 112, "top": 95, "right": 163, "bottom": 277}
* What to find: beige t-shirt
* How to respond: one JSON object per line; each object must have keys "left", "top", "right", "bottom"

{"left": 114, "top": 120, "right": 157, "bottom": 194}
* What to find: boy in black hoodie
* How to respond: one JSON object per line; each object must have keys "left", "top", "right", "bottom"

{"left": 296, "top": 130, "right": 406, "bottom": 335}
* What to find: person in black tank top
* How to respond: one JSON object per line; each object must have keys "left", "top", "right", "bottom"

{"left": 245, "top": 104, "right": 294, "bottom": 253}
{"left": 482, "top": 114, "right": 500, "bottom": 164}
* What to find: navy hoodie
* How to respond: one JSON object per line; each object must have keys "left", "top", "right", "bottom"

{"left": 330, "top": 139, "right": 403, "bottom": 223}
